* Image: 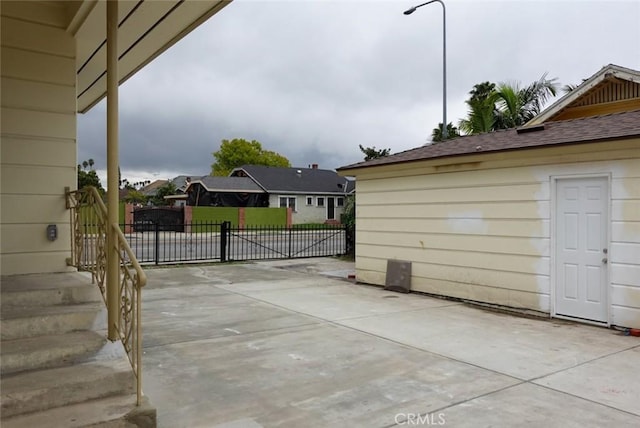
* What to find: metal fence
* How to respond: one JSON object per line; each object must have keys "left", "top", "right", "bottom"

{"left": 79, "top": 221, "right": 354, "bottom": 265}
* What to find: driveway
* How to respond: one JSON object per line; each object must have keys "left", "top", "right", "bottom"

{"left": 141, "top": 258, "right": 639, "bottom": 428}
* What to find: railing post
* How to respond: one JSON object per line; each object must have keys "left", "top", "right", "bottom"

{"left": 220, "top": 221, "right": 229, "bottom": 262}
{"left": 288, "top": 226, "right": 293, "bottom": 258}
{"left": 105, "top": 0, "right": 119, "bottom": 341}
{"left": 154, "top": 221, "right": 160, "bottom": 265}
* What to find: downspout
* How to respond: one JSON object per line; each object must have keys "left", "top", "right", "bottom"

{"left": 106, "top": 0, "right": 119, "bottom": 341}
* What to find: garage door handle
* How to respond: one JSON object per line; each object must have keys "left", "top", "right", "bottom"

{"left": 602, "top": 257, "right": 608, "bottom": 264}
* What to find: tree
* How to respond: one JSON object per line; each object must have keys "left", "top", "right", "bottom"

{"left": 341, "top": 194, "right": 356, "bottom": 228}
{"left": 211, "top": 139, "right": 291, "bottom": 176}
{"left": 494, "top": 73, "right": 558, "bottom": 128}
{"left": 458, "top": 95, "right": 497, "bottom": 135}
{"left": 150, "top": 182, "right": 177, "bottom": 206}
{"left": 359, "top": 145, "right": 390, "bottom": 161}
{"left": 77, "top": 159, "right": 105, "bottom": 196}
{"left": 123, "top": 189, "right": 147, "bottom": 204}
{"left": 458, "top": 82, "right": 500, "bottom": 135}
{"left": 430, "top": 122, "right": 460, "bottom": 143}
{"left": 458, "top": 74, "right": 558, "bottom": 135}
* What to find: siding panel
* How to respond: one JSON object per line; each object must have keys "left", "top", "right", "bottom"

{"left": 358, "top": 231, "right": 549, "bottom": 258}
{"left": 357, "top": 183, "right": 547, "bottom": 205}
{"left": 357, "top": 243, "right": 550, "bottom": 279}
{"left": 357, "top": 202, "right": 549, "bottom": 220}
{"left": 0, "top": 137, "right": 76, "bottom": 168}
{"left": 0, "top": 1, "right": 68, "bottom": 28}
{"left": 1, "top": 224, "right": 71, "bottom": 254}
{"left": 1, "top": 108, "right": 75, "bottom": 139}
{"left": 1, "top": 165, "right": 75, "bottom": 195}
{"left": 612, "top": 200, "right": 640, "bottom": 222}
{"left": 1, "top": 47, "right": 75, "bottom": 86}
{"left": 1, "top": 195, "right": 69, "bottom": 224}
{"left": 0, "top": 16, "right": 74, "bottom": 57}
{"left": 1, "top": 77, "right": 75, "bottom": 113}
{"left": 611, "top": 264, "right": 640, "bottom": 288}
{"left": 358, "top": 218, "right": 549, "bottom": 238}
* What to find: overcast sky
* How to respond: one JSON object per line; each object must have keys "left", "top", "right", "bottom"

{"left": 78, "top": 0, "right": 640, "bottom": 185}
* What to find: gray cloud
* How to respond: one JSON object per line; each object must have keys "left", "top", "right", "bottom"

{"left": 79, "top": 0, "right": 640, "bottom": 181}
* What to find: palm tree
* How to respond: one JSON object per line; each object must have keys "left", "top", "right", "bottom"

{"left": 458, "top": 82, "right": 499, "bottom": 135}
{"left": 430, "top": 122, "right": 460, "bottom": 143}
{"left": 458, "top": 94, "right": 498, "bottom": 135}
{"left": 459, "top": 74, "right": 558, "bottom": 135}
{"left": 494, "top": 73, "right": 558, "bottom": 128}
{"left": 88, "top": 158, "right": 94, "bottom": 169}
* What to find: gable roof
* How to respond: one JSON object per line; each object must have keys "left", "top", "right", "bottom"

{"left": 139, "top": 179, "right": 169, "bottom": 196}
{"left": 526, "top": 64, "right": 640, "bottom": 125}
{"left": 186, "top": 176, "right": 265, "bottom": 193}
{"left": 231, "top": 165, "right": 350, "bottom": 195}
{"left": 338, "top": 109, "right": 640, "bottom": 172}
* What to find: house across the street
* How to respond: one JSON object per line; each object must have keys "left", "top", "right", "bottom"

{"left": 185, "top": 164, "right": 354, "bottom": 224}
{"left": 338, "top": 64, "right": 640, "bottom": 329}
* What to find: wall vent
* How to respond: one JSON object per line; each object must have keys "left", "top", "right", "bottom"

{"left": 385, "top": 259, "right": 412, "bottom": 293}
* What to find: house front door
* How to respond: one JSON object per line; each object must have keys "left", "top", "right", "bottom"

{"left": 555, "top": 177, "right": 609, "bottom": 323}
{"left": 327, "top": 197, "right": 335, "bottom": 220}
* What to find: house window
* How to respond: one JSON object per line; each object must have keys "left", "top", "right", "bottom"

{"left": 337, "top": 197, "right": 344, "bottom": 207}
{"left": 317, "top": 197, "right": 325, "bottom": 207}
{"left": 306, "top": 196, "right": 313, "bottom": 205}
{"left": 279, "top": 196, "right": 297, "bottom": 211}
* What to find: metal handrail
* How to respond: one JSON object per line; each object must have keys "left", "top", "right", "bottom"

{"left": 65, "top": 186, "right": 145, "bottom": 405}
{"left": 112, "top": 221, "right": 147, "bottom": 287}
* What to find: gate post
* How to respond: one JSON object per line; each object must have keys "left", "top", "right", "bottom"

{"left": 154, "top": 221, "right": 160, "bottom": 265}
{"left": 220, "top": 221, "right": 229, "bottom": 262}
{"left": 288, "top": 226, "right": 293, "bottom": 258}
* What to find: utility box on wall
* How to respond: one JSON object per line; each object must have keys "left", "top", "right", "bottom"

{"left": 385, "top": 259, "right": 412, "bottom": 293}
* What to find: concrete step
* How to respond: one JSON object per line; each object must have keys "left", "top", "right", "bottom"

{"left": 0, "top": 302, "right": 106, "bottom": 340}
{"left": 1, "top": 272, "right": 102, "bottom": 308}
{"left": 1, "top": 393, "right": 156, "bottom": 428}
{"left": 1, "top": 358, "right": 135, "bottom": 418}
{"left": 1, "top": 330, "right": 107, "bottom": 375}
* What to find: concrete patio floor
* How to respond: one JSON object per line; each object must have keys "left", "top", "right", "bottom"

{"left": 141, "top": 258, "right": 639, "bottom": 428}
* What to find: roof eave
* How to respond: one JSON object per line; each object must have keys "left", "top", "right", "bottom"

{"left": 338, "top": 134, "right": 640, "bottom": 174}
{"left": 76, "top": 0, "right": 233, "bottom": 113}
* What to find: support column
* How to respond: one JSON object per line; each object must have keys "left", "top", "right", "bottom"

{"left": 106, "top": 0, "right": 119, "bottom": 341}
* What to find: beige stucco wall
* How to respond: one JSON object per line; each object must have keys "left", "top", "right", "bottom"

{"left": 269, "top": 194, "right": 345, "bottom": 224}
{"left": 1, "top": 3, "right": 76, "bottom": 275}
{"left": 350, "top": 139, "right": 640, "bottom": 328}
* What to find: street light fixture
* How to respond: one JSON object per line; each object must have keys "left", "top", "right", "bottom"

{"left": 404, "top": 0, "right": 448, "bottom": 140}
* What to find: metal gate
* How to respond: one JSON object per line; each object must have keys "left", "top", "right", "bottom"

{"left": 226, "top": 224, "right": 347, "bottom": 261}
{"left": 119, "top": 221, "right": 352, "bottom": 265}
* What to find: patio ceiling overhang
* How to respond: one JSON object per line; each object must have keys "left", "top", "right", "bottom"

{"left": 68, "top": 0, "right": 232, "bottom": 113}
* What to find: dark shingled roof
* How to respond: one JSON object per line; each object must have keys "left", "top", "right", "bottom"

{"left": 338, "top": 109, "right": 640, "bottom": 172}
{"left": 232, "top": 165, "right": 350, "bottom": 194}
{"left": 188, "top": 176, "right": 264, "bottom": 193}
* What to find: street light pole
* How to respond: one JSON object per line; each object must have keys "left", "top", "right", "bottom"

{"left": 404, "top": 0, "right": 447, "bottom": 140}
